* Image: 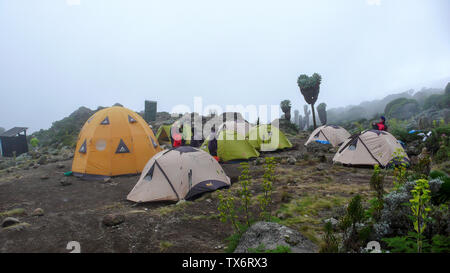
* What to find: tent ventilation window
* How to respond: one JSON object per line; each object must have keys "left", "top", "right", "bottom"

{"left": 150, "top": 137, "right": 158, "bottom": 148}
{"left": 115, "top": 139, "right": 130, "bottom": 153}
{"left": 128, "top": 115, "right": 137, "bottom": 123}
{"left": 79, "top": 139, "right": 87, "bottom": 154}
{"left": 144, "top": 164, "right": 155, "bottom": 182}
{"left": 314, "top": 131, "right": 320, "bottom": 138}
{"left": 100, "top": 116, "right": 110, "bottom": 125}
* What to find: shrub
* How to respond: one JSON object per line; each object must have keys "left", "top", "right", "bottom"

{"left": 248, "top": 244, "right": 292, "bottom": 253}
{"left": 319, "top": 222, "right": 339, "bottom": 253}
{"left": 384, "top": 98, "right": 419, "bottom": 119}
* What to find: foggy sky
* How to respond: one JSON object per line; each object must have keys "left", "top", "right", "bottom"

{"left": 0, "top": 0, "right": 449, "bottom": 132}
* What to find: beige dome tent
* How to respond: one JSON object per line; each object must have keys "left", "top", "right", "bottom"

{"left": 127, "top": 146, "right": 230, "bottom": 202}
{"left": 332, "top": 130, "right": 410, "bottom": 168}
{"left": 305, "top": 125, "right": 350, "bottom": 147}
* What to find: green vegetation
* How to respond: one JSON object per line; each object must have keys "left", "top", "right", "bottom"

{"left": 297, "top": 73, "right": 322, "bottom": 129}
{"left": 32, "top": 106, "right": 95, "bottom": 148}
{"left": 319, "top": 221, "right": 339, "bottom": 253}
{"left": 423, "top": 92, "right": 450, "bottom": 110}
{"left": 317, "top": 103, "right": 327, "bottom": 125}
{"left": 248, "top": 244, "right": 292, "bottom": 253}
{"left": 159, "top": 241, "right": 174, "bottom": 252}
{"left": 238, "top": 162, "right": 253, "bottom": 227}
{"left": 339, "top": 195, "right": 367, "bottom": 252}
{"left": 391, "top": 149, "right": 408, "bottom": 190}
{"left": 384, "top": 97, "right": 419, "bottom": 119}
{"left": 409, "top": 179, "right": 432, "bottom": 252}
{"left": 280, "top": 100, "right": 292, "bottom": 121}
{"left": 258, "top": 157, "right": 276, "bottom": 221}
{"left": 368, "top": 164, "right": 385, "bottom": 221}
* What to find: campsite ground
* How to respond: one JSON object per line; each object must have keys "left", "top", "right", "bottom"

{"left": 0, "top": 134, "right": 394, "bottom": 253}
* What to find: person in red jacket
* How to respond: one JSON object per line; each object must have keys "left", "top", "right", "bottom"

{"left": 372, "top": 116, "right": 388, "bottom": 131}
{"left": 170, "top": 125, "right": 183, "bottom": 148}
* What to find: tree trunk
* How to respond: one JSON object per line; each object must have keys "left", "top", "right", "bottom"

{"left": 311, "top": 104, "right": 317, "bottom": 129}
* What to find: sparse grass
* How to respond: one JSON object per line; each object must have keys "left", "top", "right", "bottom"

{"left": 125, "top": 209, "right": 148, "bottom": 215}
{"left": 156, "top": 201, "right": 191, "bottom": 216}
{"left": 159, "top": 240, "right": 174, "bottom": 252}
{"left": 0, "top": 208, "right": 26, "bottom": 217}
{"left": 276, "top": 194, "right": 349, "bottom": 244}
{"left": 98, "top": 202, "right": 125, "bottom": 211}
{"left": 248, "top": 244, "right": 292, "bottom": 253}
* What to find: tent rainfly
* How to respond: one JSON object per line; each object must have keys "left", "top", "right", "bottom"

{"left": 127, "top": 146, "right": 231, "bottom": 202}
{"left": 332, "top": 130, "right": 410, "bottom": 168}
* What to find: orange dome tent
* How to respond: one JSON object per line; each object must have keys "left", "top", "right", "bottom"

{"left": 72, "top": 106, "right": 161, "bottom": 179}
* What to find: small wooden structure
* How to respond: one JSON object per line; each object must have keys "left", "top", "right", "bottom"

{"left": 0, "top": 127, "right": 28, "bottom": 157}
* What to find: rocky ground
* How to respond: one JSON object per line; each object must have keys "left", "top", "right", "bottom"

{"left": 0, "top": 133, "right": 395, "bottom": 253}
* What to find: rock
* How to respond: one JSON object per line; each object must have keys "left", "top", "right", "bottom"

{"left": 1, "top": 217, "right": 20, "bottom": 228}
{"left": 37, "top": 156, "right": 47, "bottom": 165}
{"left": 33, "top": 164, "right": 40, "bottom": 169}
{"left": 102, "top": 214, "right": 125, "bottom": 227}
{"left": 32, "top": 208, "right": 44, "bottom": 216}
{"left": 60, "top": 178, "right": 72, "bottom": 186}
{"left": 323, "top": 218, "right": 338, "bottom": 228}
{"left": 253, "top": 157, "right": 265, "bottom": 166}
{"left": 316, "top": 163, "right": 327, "bottom": 171}
{"left": 373, "top": 179, "right": 445, "bottom": 240}
{"left": 234, "top": 222, "right": 318, "bottom": 253}
{"left": 287, "top": 157, "right": 297, "bottom": 165}
{"left": 306, "top": 142, "right": 333, "bottom": 154}
{"left": 317, "top": 154, "right": 327, "bottom": 163}
{"left": 56, "top": 163, "right": 65, "bottom": 169}
{"left": 176, "top": 200, "right": 186, "bottom": 206}
{"left": 406, "top": 140, "right": 421, "bottom": 156}
{"left": 40, "top": 174, "right": 50, "bottom": 180}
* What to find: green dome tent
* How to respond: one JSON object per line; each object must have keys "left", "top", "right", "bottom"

{"left": 247, "top": 124, "right": 292, "bottom": 152}
{"left": 155, "top": 124, "right": 192, "bottom": 146}
{"left": 201, "top": 129, "right": 259, "bottom": 162}
{"left": 155, "top": 125, "right": 172, "bottom": 146}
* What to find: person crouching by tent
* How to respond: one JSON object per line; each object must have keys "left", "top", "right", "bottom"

{"left": 208, "top": 126, "right": 219, "bottom": 161}
{"left": 170, "top": 125, "right": 183, "bottom": 148}
{"left": 372, "top": 116, "right": 388, "bottom": 131}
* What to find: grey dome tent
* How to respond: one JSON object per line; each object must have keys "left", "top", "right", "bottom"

{"left": 127, "top": 146, "right": 230, "bottom": 202}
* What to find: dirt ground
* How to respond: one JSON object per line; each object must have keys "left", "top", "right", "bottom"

{"left": 0, "top": 135, "right": 394, "bottom": 253}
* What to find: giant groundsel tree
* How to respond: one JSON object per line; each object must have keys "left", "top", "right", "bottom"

{"left": 297, "top": 73, "right": 322, "bottom": 129}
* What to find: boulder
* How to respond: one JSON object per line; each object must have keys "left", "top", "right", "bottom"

{"left": 40, "top": 174, "right": 50, "bottom": 180}
{"left": 37, "top": 156, "right": 47, "bottom": 165}
{"left": 406, "top": 140, "right": 421, "bottom": 156}
{"left": 60, "top": 178, "right": 72, "bottom": 186}
{"left": 287, "top": 157, "right": 297, "bottom": 165}
{"left": 234, "top": 222, "right": 318, "bottom": 253}
{"left": 323, "top": 218, "right": 338, "bottom": 229}
{"left": 32, "top": 208, "right": 45, "bottom": 216}
{"left": 102, "top": 214, "right": 125, "bottom": 227}
{"left": 306, "top": 142, "right": 332, "bottom": 154}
